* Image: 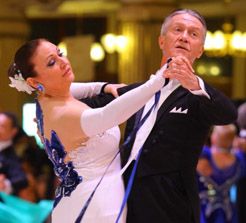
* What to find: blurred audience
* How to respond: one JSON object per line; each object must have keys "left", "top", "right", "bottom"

{"left": 233, "top": 102, "right": 246, "bottom": 153}
{"left": 234, "top": 102, "right": 246, "bottom": 223}
{"left": 0, "top": 111, "right": 55, "bottom": 202}
{"left": 13, "top": 127, "right": 55, "bottom": 202}
{"left": 197, "top": 124, "right": 245, "bottom": 223}
{"left": 0, "top": 111, "right": 55, "bottom": 223}
{"left": 0, "top": 112, "right": 28, "bottom": 196}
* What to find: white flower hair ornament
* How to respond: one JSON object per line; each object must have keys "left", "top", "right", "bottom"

{"left": 9, "top": 65, "right": 36, "bottom": 95}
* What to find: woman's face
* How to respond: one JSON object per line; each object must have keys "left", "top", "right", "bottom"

{"left": 29, "top": 40, "right": 74, "bottom": 95}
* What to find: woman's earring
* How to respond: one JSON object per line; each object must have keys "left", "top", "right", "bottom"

{"left": 37, "top": 83, "right": 45, "bottom": 95}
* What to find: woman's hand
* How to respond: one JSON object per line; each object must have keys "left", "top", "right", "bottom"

{"left": 104, "top": 83, "right": 127, "bottom": 98}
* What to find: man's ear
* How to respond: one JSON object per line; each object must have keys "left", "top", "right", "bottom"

{"left": 158, "top": 35, "right": 165, "bottom": 50}
{"left": 196, "top": 45, "right": 204, "bottom": 59}
{"left": 26, "top": 77, "right": 37, "bottom": 89}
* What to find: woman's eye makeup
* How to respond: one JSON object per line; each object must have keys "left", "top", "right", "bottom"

{"left": 47, "top": 49, "right": 64, "bottom": 66}
{"left": 48, "top": 60, "right": 55, "bottom": 66}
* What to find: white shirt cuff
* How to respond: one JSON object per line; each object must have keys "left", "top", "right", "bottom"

{"left": 189, "top": 76, "right": 210, "bottom": 99}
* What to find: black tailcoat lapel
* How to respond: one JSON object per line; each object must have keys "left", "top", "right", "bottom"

{"left": 155, "top": 86, "right": 185, "bottom": 124}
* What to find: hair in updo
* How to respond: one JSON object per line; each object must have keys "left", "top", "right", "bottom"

{"left": 8, "top": 38, "right": 47, "bottom": 80}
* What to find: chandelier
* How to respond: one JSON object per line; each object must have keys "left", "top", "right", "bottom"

{"left": 204, "top": 21, "right": 246, "bottom": 58}
{"left": 204, "top": 0, "right": 246, "bottom": 58}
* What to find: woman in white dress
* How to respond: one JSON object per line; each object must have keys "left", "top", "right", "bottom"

{"left": 8, "top": 39, "right": 167, "bottom": 223}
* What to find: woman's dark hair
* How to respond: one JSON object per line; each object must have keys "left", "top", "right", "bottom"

{"left": 8, "top": 38, "right": 47, "bottom": 80}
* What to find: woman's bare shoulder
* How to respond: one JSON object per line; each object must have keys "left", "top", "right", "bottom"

{"left": 41, "top": 98, "right": 89, "bottom": 143}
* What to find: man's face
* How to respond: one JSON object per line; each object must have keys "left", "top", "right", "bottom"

{"left": 0, "top": 114, "right": 17, "bottom": 142}
{"left": 159, "top": 13, "right": 204, "bottom": 64}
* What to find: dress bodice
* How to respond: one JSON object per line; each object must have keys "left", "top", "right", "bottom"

{"left": 68, "top": 126, "right": 121, "bottom": 179}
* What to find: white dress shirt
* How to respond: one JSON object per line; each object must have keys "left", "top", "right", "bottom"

{"left": 129, "top": 75, "right": 210, "bottom": 163}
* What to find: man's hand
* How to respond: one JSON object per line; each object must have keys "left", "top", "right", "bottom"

{"left": 164, "top": 56, "right": 200, "bottom": 91}
{"left": 104, "top": 83, "right": 127, "bottom": 98}
{"left": 0, "top": 174, "right": 7, "bottom": 191}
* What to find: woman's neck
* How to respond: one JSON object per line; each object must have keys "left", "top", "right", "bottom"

{"left": 38, "top": 89, "right": 73, "bottom": 101}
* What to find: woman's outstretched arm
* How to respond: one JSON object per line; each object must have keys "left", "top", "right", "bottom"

{"left": 81, "top": 64, "right": 168, "bottom": 136}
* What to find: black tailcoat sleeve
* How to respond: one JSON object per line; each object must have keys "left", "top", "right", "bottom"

{"left": 0, "top": 146, "right": 28, "bottom": 195}
{"left": 80, "top": 93, "right": 115, "bottom": 108}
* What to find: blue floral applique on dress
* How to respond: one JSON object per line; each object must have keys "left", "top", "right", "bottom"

{"left": 35, "top": 99, "right": 82, "bottom": 208}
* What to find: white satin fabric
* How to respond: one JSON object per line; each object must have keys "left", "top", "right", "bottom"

{"left": 51, "top": 126, "right": 126, "bottom": 223}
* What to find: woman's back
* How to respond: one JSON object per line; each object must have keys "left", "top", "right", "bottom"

{"left": 39, "top": 96, "right": 89, "bottom": 155}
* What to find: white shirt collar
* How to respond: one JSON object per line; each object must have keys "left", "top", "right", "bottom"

{"left": 0, "top": 140, "right": 12, "bottom": 152}
{"left": 165, "top": 78, "right": 181, "bottom": 91}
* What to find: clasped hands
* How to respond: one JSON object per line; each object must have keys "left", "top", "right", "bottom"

{"left": 163, "top": 56, "right": 200, "bottom": 91}
{"left": 103, "top": 56, "right": 200, "bottom": 96}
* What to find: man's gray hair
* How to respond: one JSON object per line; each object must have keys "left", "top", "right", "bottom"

{"left": 160, "top": 8, "right": 207, "bottom": 44}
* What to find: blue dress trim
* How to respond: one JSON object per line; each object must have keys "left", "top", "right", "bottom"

{"left": 35, "top": 99, "right": 82, "bottom": 208}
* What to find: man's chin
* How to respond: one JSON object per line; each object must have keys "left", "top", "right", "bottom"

{"left": 172, "top": 51, "right": 189, "bottom": 58}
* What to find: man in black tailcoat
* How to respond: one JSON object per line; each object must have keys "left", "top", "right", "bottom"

{"left": 81, "top": 8, "right": 237, "bottom": 223}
